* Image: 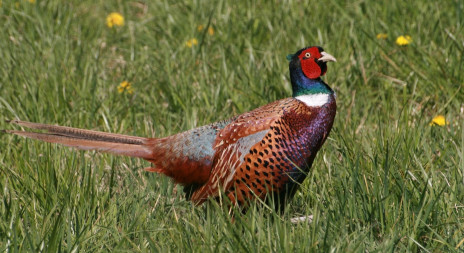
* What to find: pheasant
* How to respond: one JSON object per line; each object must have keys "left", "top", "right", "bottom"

{"left": 6, "top": 46, "right": 336, "bottom": 210}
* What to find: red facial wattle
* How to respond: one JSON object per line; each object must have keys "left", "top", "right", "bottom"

{"left": 298, "top": 47, "right": 326, "bottom": 79}
{"left": 300, "top": 58, "right": 322, "bottom": 79}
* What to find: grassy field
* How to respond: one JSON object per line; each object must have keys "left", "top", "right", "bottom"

{"left": 1, "top": 0, "right": 463, "bottom": 251}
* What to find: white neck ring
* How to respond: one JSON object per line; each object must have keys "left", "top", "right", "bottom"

{"left": 295, "top": 93, "right": 330, "bottom": 107}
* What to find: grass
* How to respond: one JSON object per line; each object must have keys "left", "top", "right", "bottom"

{"left": 0, "top": 0, "right": 463, "bottom": 251}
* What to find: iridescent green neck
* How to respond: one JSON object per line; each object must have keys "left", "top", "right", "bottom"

{"left": 290, "top": 67, "right": 333, "bottom": 97}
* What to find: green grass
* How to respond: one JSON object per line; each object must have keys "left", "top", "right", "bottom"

{"left": 1, "top": 0, "right": 463, "bottom": 251}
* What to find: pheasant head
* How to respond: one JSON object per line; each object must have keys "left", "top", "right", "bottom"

{"left": 287, "top": 46, "right": 336, "bottom": 96}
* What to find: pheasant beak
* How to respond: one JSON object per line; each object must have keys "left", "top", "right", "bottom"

{"left": 318, "top": 52, "right": 337, "bottom": 62}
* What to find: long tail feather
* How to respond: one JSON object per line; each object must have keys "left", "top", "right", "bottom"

{"left": 8, "top": 120, "right": 147, "bottom": 144}
{"left": 6, "top": 120, "right": 153, "bottom": 159}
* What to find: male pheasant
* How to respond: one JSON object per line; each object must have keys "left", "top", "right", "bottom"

{"left": 6, "top": 46, "right": 336, "bottom": 210}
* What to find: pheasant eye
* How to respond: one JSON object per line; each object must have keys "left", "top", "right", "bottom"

{"left": 304, "top": 52, "right": 311, "bottom": 58}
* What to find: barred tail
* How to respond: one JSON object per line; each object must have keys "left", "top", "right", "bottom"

{"left": 5, "top": 120, "right": 153, "bottom": 159}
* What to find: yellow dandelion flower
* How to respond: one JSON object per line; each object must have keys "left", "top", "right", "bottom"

{"left": 376, "top": 33, "right": 387, "bottom": 39}
{"left": 208, "top": 27, "right": 214, "bottom": 36}
{"left": 15, "top": 2, "right": 20, "bottom": 8}
{"left": 429, "top": 115, "right": 447, "bottom": 126}
{"left": 185, "top": 38, "right": 198, "bottom": 48}
{"left": 197, "top": 25, "right": 204, "bottom": 31}
{"left": 106, "top": 12, "right": 124, "bottom": 28}
{"left": 118, "top": 81, "right": 133, "bottom": 94}
{"left": 396, "top": 35, "right": 412, "bottom": 46}
{"left": 28, "top": 0, "right": 36, "bottom": 3}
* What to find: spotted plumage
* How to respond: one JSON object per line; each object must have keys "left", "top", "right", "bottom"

{"left": 6, "top": 46, "right": 337, "bottom": 211}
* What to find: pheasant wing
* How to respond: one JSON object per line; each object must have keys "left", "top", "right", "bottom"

{"left": 189, "top": 99, "right": 295, "bottom": 203}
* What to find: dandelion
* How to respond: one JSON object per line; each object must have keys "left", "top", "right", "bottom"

{"left": 118, "top": 81, "right": 133, "bottom": 94}
{"left": 197, "top": 25, "right": 214, "bottom": 36}
{"left": 429, "top": 115, "right": 446, "bottom": 126}
{"left": 28, "top": 0, "right": 36, "bottom": 3}
{"left": 185, "top": 38, "right": 198, "bottom": 48}
{"left": 208, "top": 27, "right": 214, "bottom": 35}
{"left": 376, "top": 33, "right": 387, "bottom": 40}
{"left": 106, "top": 12, "right": 124, "bottom": 28}
{"left": 396, "top": 35, "right": 412, "bottom": 46}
